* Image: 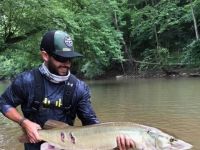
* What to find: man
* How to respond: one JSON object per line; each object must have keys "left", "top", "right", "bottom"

{"left": 0, "top": 30, "right": 135, "bottom": 150}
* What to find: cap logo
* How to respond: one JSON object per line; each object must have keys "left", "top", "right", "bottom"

{"left": 64, "top": 36, "right": 73, "bottom": 48}
{"left": 63, "top": 48, "right": 71, "bottom": 51}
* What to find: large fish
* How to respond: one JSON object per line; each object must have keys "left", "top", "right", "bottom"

{"left": 37, "top": 121, "right": 192, "bottom": 150}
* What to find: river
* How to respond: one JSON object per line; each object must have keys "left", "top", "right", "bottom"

{"left": 0, "top": 77, "right": 200, "bottom": 149}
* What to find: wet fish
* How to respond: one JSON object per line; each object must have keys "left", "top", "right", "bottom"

{"left": 38, "top": 121, "right": 192, "bottom": 150}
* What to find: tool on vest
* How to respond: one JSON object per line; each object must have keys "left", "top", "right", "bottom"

{"left": 31, "top": 68, "right": 77, "bottom": 114}
{"left": 42, "top": 98, "right": 64, "bottom": 108}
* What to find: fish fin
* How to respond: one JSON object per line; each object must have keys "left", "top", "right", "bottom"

{"left": 18, "top": 134, "right": 29, "bottom": 143}
{"left": 18, "top": 128, "right": 29, "bottom": 143}
{"left": 43, "top": 120, "right": 69, "bottom": 129}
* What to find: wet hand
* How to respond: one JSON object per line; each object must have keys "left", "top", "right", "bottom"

{"left": 21, "top": 119, "right": 42, "bottom": 143}
{"left": 116, "top": 135, "right": 136, "bottom": 150}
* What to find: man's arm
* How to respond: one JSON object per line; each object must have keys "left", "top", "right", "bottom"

{"left": 0, "top": 74, "right": 41, "bottom": 143}
{"left": 76, "top": 82, "right": 100, "bottom": 125}
{"left": 4, "top": 107, "right": 41, "bottom": 143}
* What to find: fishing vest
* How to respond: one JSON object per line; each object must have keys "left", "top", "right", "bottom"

{"left": 31, "top": 68, "right": 77, "bottom": 114}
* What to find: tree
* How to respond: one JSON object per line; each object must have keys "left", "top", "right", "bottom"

{"left": 0, "top": 0, "right": 124, "bottom": 78}
{"left": 73, "top": 0, "right": 124, "bottom": 78}
{"left": 1, "top": 0, "right": 200, "bottom": 78}
{"left": 190, "top": 0, "right": 199, "bottom": 40}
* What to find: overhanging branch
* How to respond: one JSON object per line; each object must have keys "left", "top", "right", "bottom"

{"left": 5, "top": 27, "right": 42, "bottom": 44}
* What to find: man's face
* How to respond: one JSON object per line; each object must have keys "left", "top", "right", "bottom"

{"left": 47, "top": 55, "right": 72, "bottom": 76}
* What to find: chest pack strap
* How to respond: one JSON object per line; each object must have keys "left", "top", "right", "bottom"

{"left": 32, "top": 68, "right": 77, "bottom": 113}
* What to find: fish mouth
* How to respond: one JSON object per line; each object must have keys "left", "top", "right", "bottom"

{"left": 170, "top": 139, "right": 193, "bottom": 150}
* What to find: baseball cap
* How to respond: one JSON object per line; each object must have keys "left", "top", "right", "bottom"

{"left": 40, "top": 30, "right": 83, "bottom": 58}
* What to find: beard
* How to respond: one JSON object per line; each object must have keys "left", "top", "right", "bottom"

{"left": 47, "top": 60, "right": 69, "bottom": 76}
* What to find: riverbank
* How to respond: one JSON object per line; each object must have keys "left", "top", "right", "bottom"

{"left": 1, "top": 67, "right": 200, "bottom": 81}
{"left": 95, "top": 67, "right": 200, "bottom": 80}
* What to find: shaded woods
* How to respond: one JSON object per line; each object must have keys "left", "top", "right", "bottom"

{"left": 0, "top": 0, "right": 200, "bottom": 79}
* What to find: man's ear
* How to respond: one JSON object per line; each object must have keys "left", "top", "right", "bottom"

{"left": 40, "top": 50, "right": 49, "bottom": 62}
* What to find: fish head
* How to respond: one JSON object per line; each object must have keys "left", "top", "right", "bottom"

{"left": 146, "top": 129, "right": 193, "bottom": 150}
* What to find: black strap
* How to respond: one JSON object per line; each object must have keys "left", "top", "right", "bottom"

{"left": 32, "top": 68, "right": 77, "bottom": 113}
{"left": 63, "top": 74, "right": 77, "bottom": 113}
{"left": 32, "top": 68, "right": 45, "bottom": 111}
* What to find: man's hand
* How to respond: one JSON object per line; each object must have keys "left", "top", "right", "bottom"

{"left": 21, "top": 119, "right": 42, "bottom": 143}
{"left": 116, "top": 135, "right": 136, "bottom": 150}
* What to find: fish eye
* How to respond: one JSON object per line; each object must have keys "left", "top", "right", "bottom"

{"left": 169, "top": 137, "right": 177, "bottom": 143}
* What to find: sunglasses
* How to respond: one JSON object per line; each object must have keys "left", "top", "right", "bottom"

{"left": 51, "top": 54, "right": 72, "bottom": 63}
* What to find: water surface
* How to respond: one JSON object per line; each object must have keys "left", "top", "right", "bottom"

{"left": 88, "top": 78, "right": 200, "bottom": 150}
{"left": 0, "top": 78, "right": 199, "bottom": 149}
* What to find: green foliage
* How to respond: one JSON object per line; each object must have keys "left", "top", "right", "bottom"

{"left": 81, "top": 60, "right": 105, "bottom": 79}
{"left": 139, "top": 47, "right": 169, "bottom": 71}
{"left": 0, "top": 0, "right": 125, "bottom": 78}
{"left": 0, "top": 0, "right": 200, "bottom": 78}
{"left": 73, "top": 0, "right": 124, "bottom": 78}
{"left": 0, "top": 49, "right": 41, "bottom": 78}
{"left": 130, "top": 5, "right": 156, "bottom": 50}
{"left": 181, "top": 40, "right": 200, "bottom": 66}
{"left": 130, "top": 1, "right": 188, "bottom": 53}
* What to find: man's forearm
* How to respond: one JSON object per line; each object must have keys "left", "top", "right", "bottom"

{"left": 4, "top": 107, "right": 25, "bottom": 125}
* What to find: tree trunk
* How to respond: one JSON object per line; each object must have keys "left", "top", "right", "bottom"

{"left": 154, "top": 25, "right": 159, "bottom": 48}
{"left": 113, "top": 11, "right": 136, "bottom": 74}
{"left": 191, "top": 0, "right": 199, "bottom": 40}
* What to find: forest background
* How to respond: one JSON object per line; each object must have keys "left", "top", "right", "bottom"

{"left": 0, "top": 0, "right": 200, "bottom": 79}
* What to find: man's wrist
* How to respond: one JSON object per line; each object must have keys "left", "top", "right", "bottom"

{"left": 18, "top": 117, "right": 28, "bottom": 126}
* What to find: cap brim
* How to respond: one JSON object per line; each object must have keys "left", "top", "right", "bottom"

{"left": 53, "top": 50, "right": 83, "bottom": 58}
